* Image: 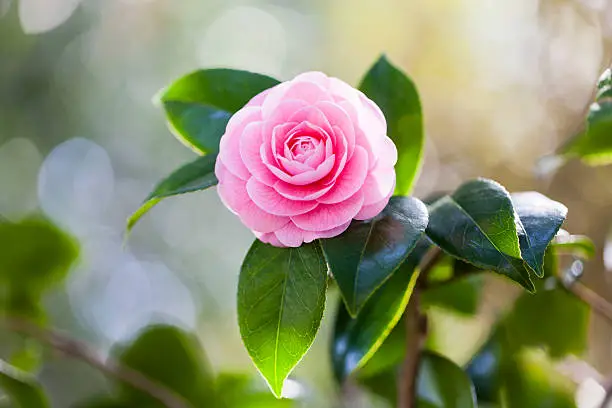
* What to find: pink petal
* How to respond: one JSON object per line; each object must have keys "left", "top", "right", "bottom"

{"left": 262, "top": 81, "right": 333, "bottom": 118}
{"left": 219, "top": 107, "right": 261, "bottom": 180}
{"left": 291, "top": 190, "right": 364, "bottom": 231}
{"left": 304, "top": 221, "right": 351, "bottom": 241}
{"left": 255, "top": 231, "right": 285, "bottom": 247}
{"left": 328, "top": 126, "right": 349, "bottom": 180}
{"left": 378, "top": 135, "right": 398, "bottom": 166}
{"left": 267, "top": 154, "right": 335, "bottom": 185}
{"left": 361, "top": 165, "right": 396, "bottom": 206}
{"left": 303, "top": 140, "right": 326, "bottom": 168}
{"left": 358, "top": 91, "right": 387, "bottom": 135}
{"left": 329, "top": 77, "right": 361, "bottom": 105}
{"left": 239, "top": 121, "right": 278, "bottom": 186}
{"left": 315, "top": 101, "right": 355, "bottom": 157}
{"left": 318, "top": 146, "right": 369, "bottom": 204}
{"left": 263, "top": 99, "right": 307, "bottom": 133}
{"left": 278, "top": 156, "right": 313, "bottom": 175}
{"left": 245, "top": 87, "right": 273, "bottom": 108}
{"left": 238, "top": 198, "right": 290, "bottom": 233}
{"left": 273, "top": 179, "right": 334, "bottom": 201}
{"left": 292, "top": 71, "right": 330, "bottom": 88}
{"left": 246, "top": 178, "right": 318, "bottom": 217}
{"left": 215, "top": 160, "right": 251, "bottom": 214}
{"left": 270, "top": 122, "right": 298, "bottom": 165}
{"left": 287, "top": 106, "right": 333, "bottom": 136}
{"left": 355, "top": 180, "right": 395, "bottom": 220}
{"left": 274, "top": 222, "right": 306, "bottom": 247}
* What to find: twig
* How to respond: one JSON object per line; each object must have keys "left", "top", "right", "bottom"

{"left": 563, "top": 281, "right": 612, "bottom": 325}
{"left": 3, "top": 318, "right": 190, "bottom": 408}
{"left": 397, "top": 247, "right": 441, "bottom": 408}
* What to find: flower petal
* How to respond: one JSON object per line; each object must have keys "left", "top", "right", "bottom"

{"left": 355, "top": 180, "right": 395, "bottom": 220}
{"left": 291, "top": 190, "right": 364, "bottom": 231}
{"left": 246, "top": 178, "right": 318, "bottom": 216}
{"left": 267, "top": 154, "right": 335, "bottom": 185}
{"left": 274, "top": 222, "right": 306, "bottom": 248}
{"left": 361, "top": 165, "right": 396, "bottom": 206}
{"left": 215, "top": 160, "right": 251, "bottom": 214}
{"left": 273, "top": 179, "right": 334, "bottom": 201}
{"left": 238, "top": 199, "right": 290, "bottom": 233}
{"left": 318, "top": 145, "right": 368, "bottom": 204}
{"left": 262, "top": 81, "right": 333, "bottom": 118}
{"left": 255, "top": 231, "right": 285, "bottom": 247}
{"left": 287, "top": 105, "right": 333, "bottom": 136}
{"left": 316, "top": 101, "right": 355, "bottom": 157}
{"left": 219, "top": 106, "right": 261, "bottom": 180}
{"left": 239, "top": 121, "right": 278, "bottom": 186}
{"left": 304, "top": 221, "right": 351, "bottom": 241}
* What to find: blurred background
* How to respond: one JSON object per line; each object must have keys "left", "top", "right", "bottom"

{"left": 2, "top": 0, "right": 612, "bottom": 406}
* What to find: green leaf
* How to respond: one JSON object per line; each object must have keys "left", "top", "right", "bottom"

{"left": 0, "top": 360, "right": 49, "bottom": 408}
{"left": 426, "top": 178, "right": 534, "bottom": 291}
{"left": 160, "top": 69, "right": 280, "bottom": 154}
{"left": 559, "top": 100, "right": 612, "bottom": 165}
{"left": 331, "top": 239, "right": 429, "bottom": 380}
{"left": 502, "top": 350, "right": 576, "bottom": 408}
{"left": 422, "top": 274, "right": 484, "bottom": 316}
{"left": 551, "top": 232, "right": 595, "bottom": 260}
{"left": 0, "top": 217, "right": 78, "bottom": 319}
{"left": 512, "top": 192, "right": 567, "bottom": 277}
{"left": 215, "top": 373, "right": 294, "bottom": 408}
{"left": 359, "top": 55, "right": 423, "bottom": 195}
{"left": 504, "top": 277, "right": 590, "bottom": 358}
{"left": 238, "top": 240, "right": 328, "bottom": 398}
{"left": 465, "top": 328, "right": 507, "bottom": 403}
{"left": 322, "top": 196, "right": 428, "bottom": 316}
{"left": 416, "top": 352, "right": 477, "bottom": 408}
{"left": 127, "top": 154, "right": 218, "bottom": 232}
{"left": 115, "top": 324, "right": 216, "bottom": 407}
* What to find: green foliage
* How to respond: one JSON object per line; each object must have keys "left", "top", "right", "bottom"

{"left": 359, "top": 55, "right": 424, "bottom": 195}
{"left": 322, "top": 197, "right": 428, "bottom": 316}
{"left": 127, "top": 154, "right": 218, "bottom": 231}
{"left": 238, "top": 240, "right": 328, "bottom": 397}
{"left": 0, "top": 360, "right": 49, "bottom": 408}
{"left": 417, "top": 352, "right": 477, "bottom": 408}
{"left": 551, "top": 232, "right": 595, "bottom": 260}
{"left": 115, "top": 325, "right": 216, "bottom": 407}
{"left": 331, "top": 239, "right": 429, "bottom": 380}
{"left": 556, "top": 68, "right": 612, "bottom": 165}
{"left": 422, "top": 274, "right": 484, "bottom": 316}
{"left": 159, "top": 69, "right": 280, "bottom": 155}
{"left": 215, "top": 373, "right": 294, "bottom": 408}
{"left": 426, "top": 179, "right": 533, "bottom": 290}
{"left": 0, "top": 216, "right": 78, "bottom": 319}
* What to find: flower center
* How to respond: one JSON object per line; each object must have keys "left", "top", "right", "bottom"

{"left": 288, "top": 136, "right": 318, "bottom": 163}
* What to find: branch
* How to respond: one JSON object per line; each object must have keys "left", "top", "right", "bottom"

{"left": 3, "top": 318, "right": 190, "bottom": 408}
{"left": 397, "top": 246, "right": 440, "bottom": 408}
{"left": 562, "top": 280, "right": 612, "bottom": 325}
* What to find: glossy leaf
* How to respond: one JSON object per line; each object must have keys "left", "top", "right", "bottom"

{"left": 238, "top": 240, "right": 328, "bottom": 397}
{"left": 127, "top": 154, "right": 218, "bottom": 231}
{"left": 416, "top": 352, "right": 477, "bottom": 408}
{"left": 115, "top": 325, "right": 216, "bottom": 407}
{"left": 331, "top": 239, "right": 429, "bottom": 380}
{"left": 159, "top": 69, "right": 279, "bottom": 154}
{"left": 322, "top": 196, "right": 428, "bottom": 316}
{"left": 426, "top": 178, "right": 534, "bottom": 291}
{"left": 0, "top": 360, "right": 49, "bottom": 408}
{"left": 551, "top": 232, "right": 595, "bottom": 260}
{"left": 512, "top": 192, "right": 567, "bottom": 277}
{"left": 359, "top": 55, "right": 423, "bottom": 195}
{"left": 504, "top": 277, "right": 590, "bottom": 358}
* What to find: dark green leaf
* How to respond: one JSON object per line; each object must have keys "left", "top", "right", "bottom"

{"left": 357, "top": 322, "right": 406, "bottom": 379}
{"left": 115, "top": 324, "right": 216, "bottom": 407}
{"left": 322, "top": 196, "right": 428, "bottom": 316}
{"left": 426, "top": 178, "right": 534, "bottom": 291}
{"left": 238, "top": 240, "right": 328, "bottom": 397}
{"left": 127, "top": 154, "right": 218, "bottom": 232}
{"left": 72, "top": 396, "right": 131, "bottom": 408}
{"left": 551, "top": 232, "right": 595, "bottom": 260}
{"left": 416, "top": 352, "right": 477, "bottom": 408}
{"left": 359, "top": 369, "right": 398, "bottom": 406}
{"left": 504, "top": 277, "right": 590, "bottom": 358}
{"left": 0, "top": 360, "right": 49, "bottom": 408}
{"left": 331, "top": 239, "right": 429, "bottom": 380}
{"left": 160, "top": 69, "right": 280, "bottom": 154}
{"left": 359, "top": 55, "right": 423, "bottom": 195}
{"left": 512, "top": 192, "right": 567, "bottom": 277}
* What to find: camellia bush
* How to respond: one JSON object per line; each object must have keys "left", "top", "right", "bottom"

{"left": 2, "top": 57, "right": 612, "bottom": 408}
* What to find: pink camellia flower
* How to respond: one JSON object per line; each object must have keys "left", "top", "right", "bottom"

{"left": 215, "top": 72, "right": 397, "bottom": 247}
